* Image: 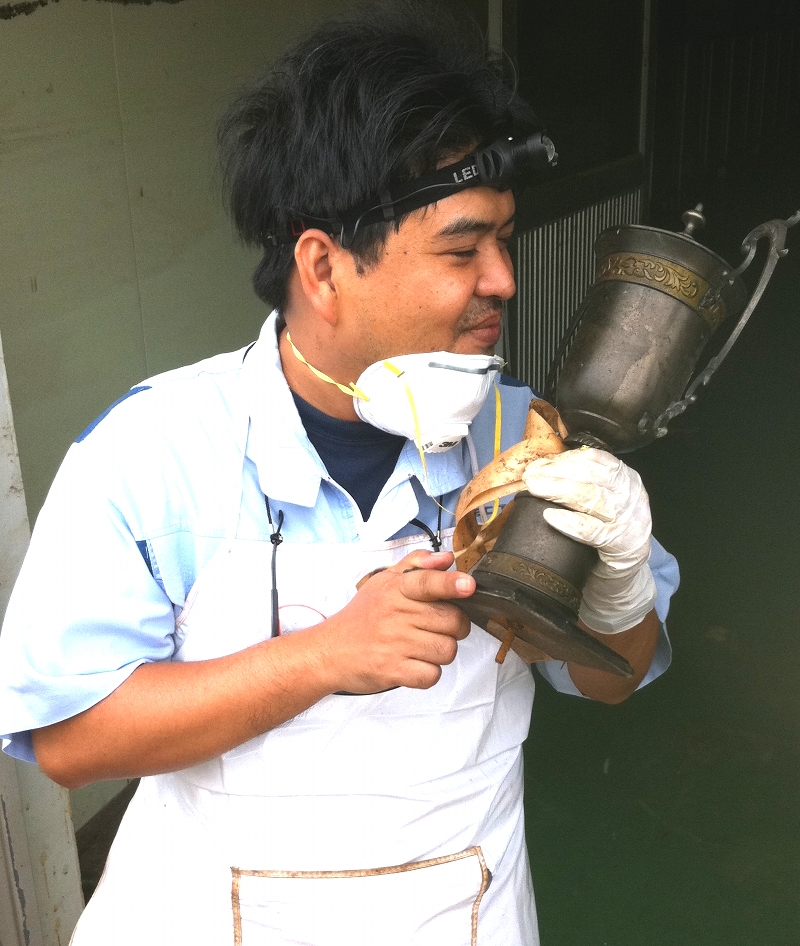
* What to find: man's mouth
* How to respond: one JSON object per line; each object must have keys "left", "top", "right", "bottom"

{"left": 465, "top": 314, "right": 503, "bottom": 346}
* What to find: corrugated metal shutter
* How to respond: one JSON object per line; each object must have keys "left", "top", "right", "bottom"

{"left": 506, "top": 188, "right": 642, "bottom": 392}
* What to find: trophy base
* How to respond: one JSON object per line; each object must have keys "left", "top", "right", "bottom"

{"left": 458, "top": 571, "right": 634, "bottom": 677}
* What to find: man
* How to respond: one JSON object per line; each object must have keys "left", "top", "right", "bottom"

{"left": 0, "top": 3, "right": 677, "bottom": 944}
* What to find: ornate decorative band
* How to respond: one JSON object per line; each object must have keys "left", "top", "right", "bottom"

{"left": 596, "top": 252, "right": 726, "bottom": 328}
{"left": 477, "top": 551, "right": 581, "bottom": 614}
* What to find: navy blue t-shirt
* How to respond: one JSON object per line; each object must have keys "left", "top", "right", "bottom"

{"left": 292, "top": 392, "right": 406, "bottom": 520}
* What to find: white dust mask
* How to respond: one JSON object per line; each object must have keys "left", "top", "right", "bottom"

{"left": 286, "top": 333, "right": 503, "bottom": 453}
{"left": 352, "top": 351, "right": 504, "bottom": 453}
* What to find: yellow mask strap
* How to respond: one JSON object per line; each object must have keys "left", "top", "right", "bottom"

{"left": 381, "top": 364, "right": 503, "bottom": 524}
{"left": 286, "top": 342, "right": 503, "bottom": 526}
{"left": 381, "top": 359, "right": 429, "bottom": 483}
{"left": 286, "top": 332, "right": 370, "bottom": 401}
{"left": 484, "top": 382, "right": 502, "bottom": 523}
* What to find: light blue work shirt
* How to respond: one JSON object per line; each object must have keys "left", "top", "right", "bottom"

{"left": 0, "top": 313, "right": 678, "bottom": 762}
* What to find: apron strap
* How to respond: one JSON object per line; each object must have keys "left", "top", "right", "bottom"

{"left": 265, "top": 496, "right": 285, "bottom": 638}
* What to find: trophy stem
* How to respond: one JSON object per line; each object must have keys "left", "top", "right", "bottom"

{"left": 460, "top": 495, "right": 634, "bottom": 677}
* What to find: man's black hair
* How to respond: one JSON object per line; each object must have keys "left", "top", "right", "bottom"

{"left": 218, "top": 0, "right": 538, "bottom": 313}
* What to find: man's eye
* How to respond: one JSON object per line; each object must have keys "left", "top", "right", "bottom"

{"left": 451, "top": 248, "right": 478, "bottom": 259}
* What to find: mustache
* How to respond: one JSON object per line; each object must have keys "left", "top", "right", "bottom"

{"left": 459, "top": 298, "right": 504, "bottom": 328}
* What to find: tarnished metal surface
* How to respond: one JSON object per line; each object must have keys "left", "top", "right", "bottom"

{"left": 478, "top": 550, "right": 582, "bottom": 614}
{"left": 552, "top": 208, "right": 797, "bottom": 451}
{"left": 595, "top": 251, "right": 727, "bottom": 327}
{"left": 463, "top": 494, "right": 633, "bottom": 677}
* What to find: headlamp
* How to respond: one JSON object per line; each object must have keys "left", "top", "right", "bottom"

{"left": 265, "top": 130, "right": 558, "bottom": 249}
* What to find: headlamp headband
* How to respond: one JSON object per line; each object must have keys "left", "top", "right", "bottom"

{"left": 265, "top": 130, "right": 557, "bottom": 250}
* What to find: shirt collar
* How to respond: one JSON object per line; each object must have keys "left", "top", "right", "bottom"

{"left": 244, "top": 311, "right": 472, "bottom": 506}
{"left": 243, "top": 313, "right": 326, "bottom": 507}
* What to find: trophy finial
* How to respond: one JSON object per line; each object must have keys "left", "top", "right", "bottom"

{"left": 682, "top": 203, "right": 706, "bottom": 238}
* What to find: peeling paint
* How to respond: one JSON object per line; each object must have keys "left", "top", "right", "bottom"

{"left": 1, "top": 0, "right": 187, "bottom": 21}
{"left": 1, "top": 795, "right": 32, "bottom": 945}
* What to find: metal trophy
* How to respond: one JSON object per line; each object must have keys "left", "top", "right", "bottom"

{"left": 455, "top": 206, "right": 800, "bottom": 676}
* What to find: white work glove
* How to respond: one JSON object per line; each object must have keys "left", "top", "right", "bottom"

{"left": 522, "top": 447, "right": 657, "bottom": 634}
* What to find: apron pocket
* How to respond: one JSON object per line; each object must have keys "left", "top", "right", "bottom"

{"left": 232, "top": 846, "right": 491, "bottom": 946}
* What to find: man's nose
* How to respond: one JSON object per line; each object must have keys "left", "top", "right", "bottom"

{"left": 476, "top": 248, "right": 516, "bottom": 300}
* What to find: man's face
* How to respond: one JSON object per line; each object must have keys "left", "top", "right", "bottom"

{"left": 334, "top": 186, "right": 516, "bottom": 371}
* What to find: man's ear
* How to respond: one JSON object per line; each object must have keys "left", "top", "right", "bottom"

{"left": 293, "top": 230, "right": 345, "bottom": 326}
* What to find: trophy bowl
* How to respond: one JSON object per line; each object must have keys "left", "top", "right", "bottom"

{"left": 552, "top": 216, "right": 748, "bottom": 452}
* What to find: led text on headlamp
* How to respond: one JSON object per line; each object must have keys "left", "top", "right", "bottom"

{"left": 264, "top": 130, "right": 558, "bottom": 249}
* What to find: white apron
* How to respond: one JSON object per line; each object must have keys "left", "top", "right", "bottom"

{"left": 71, "top": 512, "right": 538, "bottom": 945}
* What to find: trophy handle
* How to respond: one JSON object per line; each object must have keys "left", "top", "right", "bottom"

{"left": 643, "top": 209, "right": 800, "bottom": 438}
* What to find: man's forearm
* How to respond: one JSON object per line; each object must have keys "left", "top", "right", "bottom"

{"left": 32, "top": 629, "right": 335, "bottom": 789}
{"left": 31, "top": 551, "right": 475, "bottom": 789}
{"left": 566, "top": 608, "right": 660, "bottom": 704}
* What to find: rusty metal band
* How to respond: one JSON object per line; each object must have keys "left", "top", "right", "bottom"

{"left": 476, "top": 551, "right": 582, "bottom": 614}
{"left": 596, "top": 252, "right": 726, "bottom": 328}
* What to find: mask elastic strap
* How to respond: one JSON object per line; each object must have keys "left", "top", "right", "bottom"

{"left": 485, "top": 382, "right": 503, "bottom": 524}
{"left": 285, "top": 342, "right": 504, "bottom": 530}
{"left": 383, "top": 364, "right": 503, "bottom": 529}
{"left": 381, "top": 360, "right": 431, "bottom": 485}
{"left": 379, "top": 362, "right": 457, "bottom": 523}
{"left": 286, "top": 332, "right": 370, "bottom": 401}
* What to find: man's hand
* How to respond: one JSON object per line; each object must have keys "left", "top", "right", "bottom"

{"left": 32, "top": 551, "right": 475, "bottom": 788}
{"left": 522, "top": 447, "right": 656, "bottom": 634}
{"left": 314, "top": 550, "right": 474, "bottom": 694}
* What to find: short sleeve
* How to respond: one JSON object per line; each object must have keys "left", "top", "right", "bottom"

{"left": 536, "top": 536, "right": 678, "bottom": 697}
{"left": 0, "top": 432, "right": 176, "bottom": 763}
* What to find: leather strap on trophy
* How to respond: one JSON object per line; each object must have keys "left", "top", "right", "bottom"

{"left": 452, "top": 399, "right": 569, "bottom": 574}
{"left": 451, "top": 399, "right": 635, "bottom": 677}
{"left": 452, "top": 400, "right": 569, "bottom": 666}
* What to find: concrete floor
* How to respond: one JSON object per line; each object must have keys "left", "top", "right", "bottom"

{"left": 75, "top": 780, "right": 138, "bottom": 903}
